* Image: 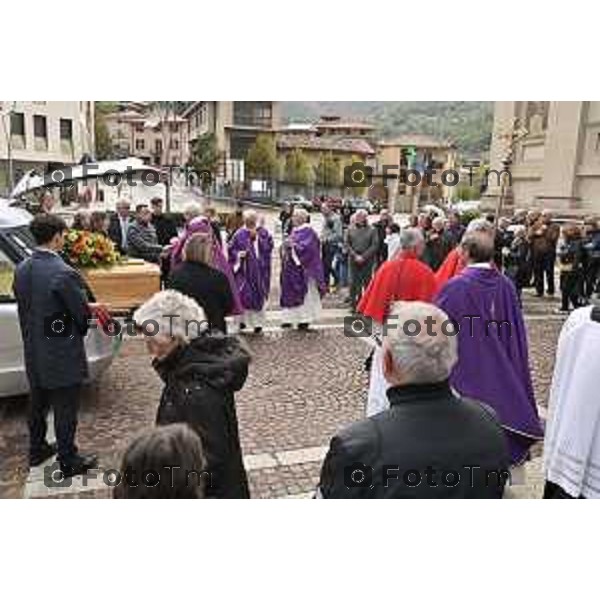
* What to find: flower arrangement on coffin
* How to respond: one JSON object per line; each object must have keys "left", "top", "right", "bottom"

{"left": 63, "top": 229, "right": 160, "bottom": 310}
{"left": 63, "top": 229, "right": 120, "bottom": 268}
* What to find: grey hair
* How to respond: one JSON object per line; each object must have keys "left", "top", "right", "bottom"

{"left": 133, "top": 290, "right": 208, "bottom": 342}
{"left": 355, "top": 209, "right": 369, "bottom": 220}
{"left": 460, "top": 231, "right": 495, "bottom": 263}
{"left": 383, "top": 301, "right": 457, "bottom": 385}
{"left": 432, "top": 216, "right": 445, "bottom": 229}
{"left": 183, "top": 202, "right": 203, "bottom": 220}
{"left": 399, "top": 227, "right": 424, "bottom": 250}
{"left": 466, "top": 217, "right": 494, "bottom": 235}
{"left": 243, "top": 209, "right": 258, "bottom": 225}
{"left": 294, "top": 208, "right": 309, "bottom": 224}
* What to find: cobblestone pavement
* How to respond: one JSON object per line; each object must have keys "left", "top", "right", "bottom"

{"left": 0, "top": 289, "right": 569, "bottom": 499}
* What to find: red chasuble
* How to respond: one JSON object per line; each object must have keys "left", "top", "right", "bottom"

{"left": 434, "top": 247, "right": 466, "bottom": 290}
{"left": 358, "top": 253, "right": 437, "bottom": 324}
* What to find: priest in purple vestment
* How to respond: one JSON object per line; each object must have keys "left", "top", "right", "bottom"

{"left": 170, "top": 216, "right": 243, "bottom": 314}
{"left": 435, "top": 230, "right": 543, "bottom": 467}
{"left": 280, "top": 209, "right": 326, "bottom": 330}
{"left": 228, "top": 210, "right": 274, "bottom": 333}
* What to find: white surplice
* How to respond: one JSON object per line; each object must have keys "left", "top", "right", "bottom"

{"left": 544, "top": 306, "right": 600, "bottom": 498}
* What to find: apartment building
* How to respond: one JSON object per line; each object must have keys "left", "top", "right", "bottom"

{"left": 277, "top": 118, "right": 377, "bottom": 181}
{"left": 104, "top": 110, "right": 189, "bottom": 166}
{"left": 375, "top": 134, "right": 457, "bottom": 205}
{"left": 0, "top": 101, "right": 94, "bottom": 192}
{"left": 184, "top": 101, "right": 280, "bottom": 160}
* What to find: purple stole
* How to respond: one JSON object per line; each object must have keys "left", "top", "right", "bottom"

{"left": 228, "top": 226, "right": 273, "bottom": 311}
{"left": 280, "top": 225, "right": 326, "bottom": 308}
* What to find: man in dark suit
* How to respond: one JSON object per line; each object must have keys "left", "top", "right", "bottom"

{"left": 317, "top": 302, "right": 510, "bottom": 499}
{"left": 150, "top": 197, "right": 178, "bottom": 246}
{"left": 13, "top": 214, "right": 98, "bottom": 477}
{"left": 108, "top": 200, "right": 133, "bottom": 254}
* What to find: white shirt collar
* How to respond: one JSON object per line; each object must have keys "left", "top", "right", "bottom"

{"left": 36, "top": 246, "right": 59, "bottom": 256}
{"left": 468, "top": 262, "right": 493, "bottom": 269}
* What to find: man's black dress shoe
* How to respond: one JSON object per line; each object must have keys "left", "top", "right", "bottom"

{"left": 30, "top": 442, "right": 57, "bottom": 467}
{"left": 60, "top": 454, "right": 98, "bottom": 478}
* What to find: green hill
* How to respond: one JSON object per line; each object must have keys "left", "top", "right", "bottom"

{"left": 280, "top": 101, "right": 493, "bottom": 157}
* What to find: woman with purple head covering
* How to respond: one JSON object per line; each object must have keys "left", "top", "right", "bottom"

{"left": 171, "top": 216, "right": 243, "bottom": 315}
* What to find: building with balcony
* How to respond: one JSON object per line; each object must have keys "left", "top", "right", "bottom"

{"left": 488, "top": 101, "right": 600, "bottom": 216}
{"left": 184, "top": 101, "right": 280, "bottom": 161}
{"left": 375, "top": 134, "right": 457, "bottom": 207}
{"left": 104, "top": 110, "right": 189, "bottom": 166}
{"left": 0, "top": 101, "right": 94, "bottom": 193}
{"left": 276, "top": 122, "right": 377, "bottom": 191}
{"left": 313, "top": 115, "right": 376, "bottom": 138}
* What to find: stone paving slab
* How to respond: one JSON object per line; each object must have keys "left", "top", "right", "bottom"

{"left": 23, "top": 444, "right": 330, "bottom": 499}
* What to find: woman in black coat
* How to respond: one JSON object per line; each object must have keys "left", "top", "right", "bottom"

{"left": 133, "top": 289, "right": 251, "bottom": 499}
{"left": 168, "top": 232, "right": 235, "bottom": 333}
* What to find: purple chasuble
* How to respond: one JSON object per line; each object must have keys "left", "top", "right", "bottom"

{"left": 170, "top": 217, "right": 243, "bottom": 314}
{"left": 228, "top": 226, "right": 273, "bottom": 311}
{"left": 435, "top": 266, "right": 543, "bottom": 465}
{"left": 280, "top": 225, "right": 326, "bottom": 308}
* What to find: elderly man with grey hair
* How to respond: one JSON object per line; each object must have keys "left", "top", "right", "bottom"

{"left": 346, "top": 208, "right": 379, "bottom": 311}
{"left": 108, "top": 200, "right": 133, "bottom": 254}
{"left": 280, "top": 208, "right": 326, "bottom": 329}
{"left": 357, "top": 227, "right": 437, "bottom": 416}
{"left": 317, "top": 301, "right": 509, "bottom": 498}
{"left": 228, "top": 208, "right": 274, "bottom": 333}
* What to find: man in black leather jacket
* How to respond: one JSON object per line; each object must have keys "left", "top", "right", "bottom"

{"left": 317, "top": 302, "right": 510, "bottom": 499}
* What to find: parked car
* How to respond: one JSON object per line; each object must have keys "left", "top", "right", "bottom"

{"left": 285, "top": 195, "right": 313, "bottom": 212}
{"left": 449, "top": 200, "right": 481, "bottom": 215}
{"left": 0, "top": 200, "right": 116, "bottom": 398}
{"left": 312, "top": 195, "right": 344, "bottom": 211}
{"left": 344, "top": 197, "right": 374, "bottom": 214}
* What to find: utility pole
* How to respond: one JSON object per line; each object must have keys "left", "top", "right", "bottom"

{"left": 406, "top": 146, "right": 417, "bottom": 216}
{"left": 0, "top": 101, "right": 16, "bottom": 193}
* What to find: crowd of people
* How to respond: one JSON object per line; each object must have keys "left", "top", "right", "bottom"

{"left": 12, "top": 194, "right": 600, "bottom": 499}
{"left": 315, "top": 203, "right": 600, "bottom": 315}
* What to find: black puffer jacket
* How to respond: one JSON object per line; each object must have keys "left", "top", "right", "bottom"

{"left": 153, "top": 334, "right": 251, "bottom": 499}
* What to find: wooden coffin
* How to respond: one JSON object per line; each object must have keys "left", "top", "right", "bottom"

{"left": 82, "top": 260, "right": 160, "bottom": 311}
